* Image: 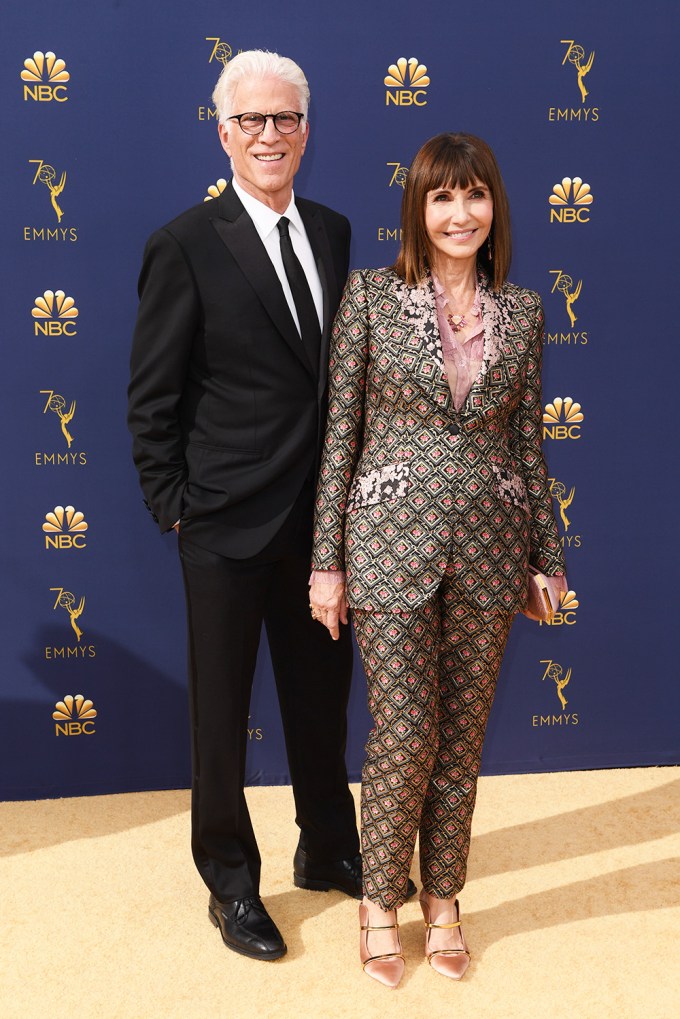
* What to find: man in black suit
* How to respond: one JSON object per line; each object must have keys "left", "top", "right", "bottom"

{"left": 127, "top": 51, "right": 361, "bottom": 961}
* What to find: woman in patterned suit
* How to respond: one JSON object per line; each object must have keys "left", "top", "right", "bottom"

{"left": 309, "top": 134, "right": 566, "bottom": 987}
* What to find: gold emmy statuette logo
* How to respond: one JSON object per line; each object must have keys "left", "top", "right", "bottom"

{"left": 549, "top": 177, "right": 593, "bottom": 223}
{"left": 549, "top": 477, "right": 582, "bottom": 549}
{"left": 387, "top": 163, "right": 409, "bottom": 188}
{"left": 51, "top": 587, "right": 85, "bottom": 641}
{"left": 30, "top": 159, "right": 66, "bottom": 222}
{"left": 384, "top": 56, "right": 430, "bottom": 106}
{"left": 561, "top": 40, "right": 594, "bottom": 104}
{"left": 205, "top": 38, "right": 242, "bottom": 65}
{"left": 549, "top": 478, "right": 575, "bottom": 532}
{"left": 204, "top": 178, "right": 227, "bottom": 202}
{"left": 43, "top": 505, "right": 88, "bottom": 550}
{"left": 53, "top": 694, "right": 96, "bottom": 736}
{"left": 32, "top": 290, "right": 79, "bottom": 336}
{"left": 541, "top": 660, "right": 572, "bottom": 710}
{"left": 21, "top": 50, "right": 69, "bottom": 101}
{"left": 533, "top": 660, "right": 579, "bottom": 725}
{"left": 543, "top": 396, "right": 583, "bottom": 440}
{"left": 549, "top": 270, "right": 582, "bottom": 328}
{"left": 41, "top": 390, "right": 76, "bottom": 447}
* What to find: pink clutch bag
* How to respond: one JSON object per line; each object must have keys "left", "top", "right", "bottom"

{"left": 526, "top": 566, "right": 559, "bottom": 622}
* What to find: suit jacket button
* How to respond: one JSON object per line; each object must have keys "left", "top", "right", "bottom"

{"left": 447, "top": 422, "right": 460, "bottom": 436}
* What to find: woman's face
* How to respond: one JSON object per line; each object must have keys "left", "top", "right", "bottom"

{"left": 424, "top": 180, "right": 493, "bottom": 271}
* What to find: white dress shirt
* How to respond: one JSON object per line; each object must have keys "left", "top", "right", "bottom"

{"left": 231, "top": 178, "right": 324, "bottom": 334}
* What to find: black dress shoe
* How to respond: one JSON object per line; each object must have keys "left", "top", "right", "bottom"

{"left": 293, "top": 847, "right": 417, "bottom": 902}
{"left": 208, "top": 894, "right": 287, "bottom": 961}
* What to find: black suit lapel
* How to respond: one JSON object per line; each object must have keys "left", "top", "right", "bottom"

{"left": 298, "top": 200, "right": 339, "bottom": 396}
{"left": 209, "top": 183, "right": 315, "bottom": 376}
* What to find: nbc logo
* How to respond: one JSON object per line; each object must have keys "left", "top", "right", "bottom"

{"left": 384, "top": 56, "right": 430, "bottom": 106}
{"left": 53, "top": 694, "right": 96, "bottom": 736}
{"left": 43, "top": 505, "right": 88, "bottom": 550}
{"left": 21, "top": 51, "right": 69, "bottom": 101}
{"left": 549, "top": 177, "right": 593, "bottom": 223}
{"left": 32, "top": 290, "right": 78, "bottom": 336}
{"left": 543, "top": 397, "right": 583, "bottom": 440}
{"left": 204, "top": 178, "right": 227, "bottom": 202}
{"left": 540, "top": 590, "right": 580, "bottom": 627}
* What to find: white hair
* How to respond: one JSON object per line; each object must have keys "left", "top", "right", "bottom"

{"left": 212, "top": 50, "right": 310, "bottom": 125}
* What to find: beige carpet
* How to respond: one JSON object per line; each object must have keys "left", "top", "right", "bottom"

{"left": 1, "top": 767, "right": 678, "bottom": 1019}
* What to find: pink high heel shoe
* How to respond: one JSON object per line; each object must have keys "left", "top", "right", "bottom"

{"left": 419, "top": 894, "right": 470, "bottom": 980}
{"left": 359, "top": 903, "right": 405, "bottom": 989}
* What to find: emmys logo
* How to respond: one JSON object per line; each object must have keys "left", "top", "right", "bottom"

{"left": 29, "top": 159, "right": 66, "bottom": 222}
{"left": 32, "top": 290, "right": 79, "bottom": 336}
{"left": 41, "top": 391, "right": 76, "bottom": 447}
{"left": 204, "top": 178, "right": 227, "bottom": 202}
{"left": 51, "top": 587, "right": 85, "bottom": 641}
{"left": 549, "top": 270, "right": 582, "bottom": 328}
{"left": 540, "top": 590, "right": 579, "bottom": 627}
{"left": 548, "top": 41, "right": 598, "bottom": 123}
{"left": 532, "top": 660, "right": 579, "bottom": 726}
{"left": 199, "top": 39, "right": 242, "bottom": 120}
{"left": 384, "top": 57, "right": 430, "bottom": 106}
{"left": 247, "top": 715, "right": 263, "bottom": 741}
{"left": 206, "top": 38, "right": 241, "bottom": 66}
{"left": 562, "top": 40, "right": 594, "bottom": 104}
{"left": 543, "top": 397, "right": 583, "bottom": 440}
{"left": 21, "top": 51, "right": 69, "bottom": 102}
{"left": 549, "top": 477, "right": 580, "bottom": 549}
{"left": 549, "top": 177, "right": 593, "bottom": 223}
{"left": 387, "top": 163, "right": 409, "bottom": 188}
{"left": 43, "top": 505, "right": 88, "bottom": 550}
{"left": 53, "top": 694, "right": 96, "bottom": 736}
{"left": 46, "top": 587, "right": 95, "bottom": 660}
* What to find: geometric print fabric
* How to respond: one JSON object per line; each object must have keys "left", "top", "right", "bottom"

{"left": 354, "top": 562, "right": 513, "bottom": 911}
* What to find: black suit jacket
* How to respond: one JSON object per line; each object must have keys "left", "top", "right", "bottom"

{"left": 128, "top": 182, "right": 351, "bottom": 557}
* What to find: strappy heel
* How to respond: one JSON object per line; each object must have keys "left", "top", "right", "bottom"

{"left": 420, "top": 894, "right": 471, "bottom": 980}
{"left": 359, "top": 903, "right": 405, "bottom": 989}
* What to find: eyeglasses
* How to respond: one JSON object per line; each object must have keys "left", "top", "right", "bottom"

{"left": 227, "top": 111, "right": 305, "bottom": 136}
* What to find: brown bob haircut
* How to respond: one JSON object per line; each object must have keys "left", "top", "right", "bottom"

{"left": 394, "top": 133, "right": 511, "bottom": 291}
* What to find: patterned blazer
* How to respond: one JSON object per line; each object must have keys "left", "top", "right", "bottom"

{"left": 312, "top": 267, "right": 566, "bottom": 614}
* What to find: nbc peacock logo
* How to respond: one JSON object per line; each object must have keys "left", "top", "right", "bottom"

{"left": 43, "top": 505, "right": 88, "bottom": 550}
{"left": 384, "top": 56, "right": 430, "bottom": 106}
{"left": 21, "top": 51, "right": 69, "bottom": 101}
{"left": 542, "top": 397, "right": 583, "bottom": 440}
{"left": 32, "top": 290, "right": 78, "bottom": 336}
{"left": 53, "top": 694, "right": 96, "bottom": 736}
{"left": 540, "top": 590, "right": 580, "bottom": 627}
{"left": 549, "top": 177, "right": 593, "bottom": 223}
{"left": 204, "top": 178, "right": 227, "bottom": 202}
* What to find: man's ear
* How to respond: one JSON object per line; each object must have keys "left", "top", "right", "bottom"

{"left": 218, "top": 122, "right": 231, "bottom": 158}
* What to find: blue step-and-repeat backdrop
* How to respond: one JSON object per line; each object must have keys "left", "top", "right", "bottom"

{"left": 2, "top": 0, "right": 678, "bottom": 799}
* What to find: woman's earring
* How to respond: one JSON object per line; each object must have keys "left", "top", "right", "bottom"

{"left": 487, "top": 236, "right": 493, "bottom": 261}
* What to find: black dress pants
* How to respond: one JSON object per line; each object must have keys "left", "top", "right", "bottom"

{"left": 178, "top": 484, "right": 359, "bottom": 903}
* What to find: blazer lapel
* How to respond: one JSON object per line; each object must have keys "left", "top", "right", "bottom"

{"left": 209, "top": 183, "right": 315, "bottom": 376}
{"left": 298, "top": 200, "right": 337, "bottom": 396}
{"left": 463, "top": 271, "right": 527, "bottom": 414}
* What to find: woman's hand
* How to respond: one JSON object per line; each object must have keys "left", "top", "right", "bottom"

{"left": 309, "top": 573, "right": 349, "bottom": 641}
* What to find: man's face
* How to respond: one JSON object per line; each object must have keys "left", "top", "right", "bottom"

{"left": 218, "top": 76, "right": 309, "bottom": 212}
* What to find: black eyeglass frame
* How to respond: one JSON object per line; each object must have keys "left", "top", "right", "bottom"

{"left": 226, "top": 111, "right": 305, "bottom": 135}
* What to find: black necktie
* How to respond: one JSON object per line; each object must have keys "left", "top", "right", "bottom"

{"left": 277, "top": 216, "right": 321, "bottom": 371}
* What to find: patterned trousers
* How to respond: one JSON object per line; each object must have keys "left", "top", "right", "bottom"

{"left": 353, "top": 564, "right": 514, "bottom": 910}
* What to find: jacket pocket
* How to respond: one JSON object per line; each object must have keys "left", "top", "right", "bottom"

{"left": 347, "top": 461, "right": 411, "bottom": 510}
